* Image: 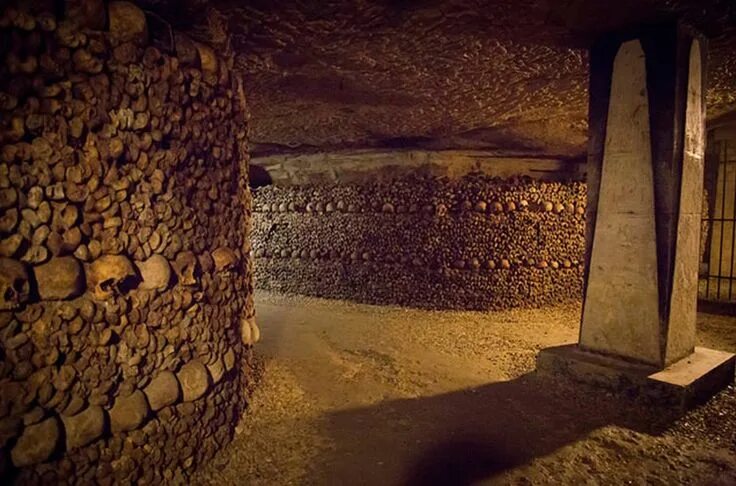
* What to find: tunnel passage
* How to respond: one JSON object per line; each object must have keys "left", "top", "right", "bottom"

{"left": 0, "top": 1, "right": 255, "bottom": 483}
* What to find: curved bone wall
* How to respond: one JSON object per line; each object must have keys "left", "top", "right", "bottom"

{"left": 0, "top": 3, "right": 254, "bottom": 484}
{"left": 253, "top": 175, "right": 587, "bottom": 310}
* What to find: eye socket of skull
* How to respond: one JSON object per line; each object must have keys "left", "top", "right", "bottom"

{"left": 98, "top": 275, "right": 137, "bottom": 294}
{"left": 118, "top": 274, "right": 139, "bottom": 293}
{"left": 13, "top": 278, "right": 27, "bottom": 293}
{"left": 100, "top": 278, "right": 116, "bottom": 292}
{"left": 4, "top": 286, "right": 16, "bottom": 302}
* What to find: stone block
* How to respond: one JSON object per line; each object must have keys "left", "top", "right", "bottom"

{"left": 537, "top": 344, "right": 735, "bottom": 411}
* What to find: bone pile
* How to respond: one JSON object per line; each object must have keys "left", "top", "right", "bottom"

{"left": 0, "top": 1, "right": 255, "bottom": 483}
{"left": 252, "top": 174, "right": 588, "bottom": 310}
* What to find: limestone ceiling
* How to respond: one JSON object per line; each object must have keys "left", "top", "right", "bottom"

{"left": 142, "top": 0, "right": 736, "bottom": 157}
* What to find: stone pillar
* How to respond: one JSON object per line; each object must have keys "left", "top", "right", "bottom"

{"left": 538, "top": 22, "right": 734, "bottom": 408}
{"left": 582, "top": 23, "right": 705, "bottom": 368}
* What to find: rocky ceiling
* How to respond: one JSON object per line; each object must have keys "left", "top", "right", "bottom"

{"left": 142, "top": 0, "right": 736, "bottom": 157}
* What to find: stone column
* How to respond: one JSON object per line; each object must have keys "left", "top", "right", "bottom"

{"left": 582, "top": 23, "right": 706, "bottom": 368}
{"left": 538, "top": 22, "right": 734, "bottom": 408}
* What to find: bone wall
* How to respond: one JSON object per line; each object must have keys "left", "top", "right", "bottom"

{"left": 0, "top": 2, "right": 253, "bottom": 483}
{"left": 253, "top": 175, "right": 587, "bottom": 310}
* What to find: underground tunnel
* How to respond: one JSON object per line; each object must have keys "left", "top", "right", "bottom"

{"left": 0, "top": 0, "right": 736, "bottom": 484}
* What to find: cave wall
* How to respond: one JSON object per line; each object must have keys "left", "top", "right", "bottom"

{"left": 0, "top": 2, "right": 255, "bottom": 483}
{"left": 252, "top": 174, "right": 587, "bottom": 310}
{"left": 252, "top": 150, "right": 586, "bottom": 186}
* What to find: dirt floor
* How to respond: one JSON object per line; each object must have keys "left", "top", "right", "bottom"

{"left": 197, "top": 291, "right": 736, "bottom": 485}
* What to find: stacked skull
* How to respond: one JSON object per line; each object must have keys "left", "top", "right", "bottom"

{"left": 252, "top": 174, "right": 588, "bottom": 310}
{"left": 0, "top": 1, "right": 255, "bottom": 484}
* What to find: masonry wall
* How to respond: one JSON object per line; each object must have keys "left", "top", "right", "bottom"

{"left": 0, "top": 2, "right": 254, "bottom": 483}
{"left": 253, "top": 174, "right": 587, "bottom": 310}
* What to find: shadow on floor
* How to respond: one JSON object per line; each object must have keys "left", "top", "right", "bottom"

{"left": 314, "top": 372, "right": 679, "bottom": 486}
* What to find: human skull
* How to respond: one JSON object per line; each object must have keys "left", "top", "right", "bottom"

{"left": 0, "top": 258, "right": 30, "bottom": 310}
{"left": 173, "top": 251, "right": 200, "bottom": 286}
{"left": 212, "top": 247, "right": 238, "bottom": 273}
{"left": 88, "top": 255, "right": 138, "bottom": 300}
{"left": 135, "top": 254, "right": 172, "bottom": 291}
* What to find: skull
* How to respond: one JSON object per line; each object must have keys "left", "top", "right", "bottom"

{"left": 173, "top": 251, "right": 200, "bottom": 286}
{"left": 135, "top": 254, "right": 172, "bottom": 291}
{"left": 0, "top": 258, "right": 30, "bottom": 310}
{"left": 88, "top": 255, "right": 138, "bottom": 300}
{"left": 212, "top": 247, "right": 238, "bottom": 273}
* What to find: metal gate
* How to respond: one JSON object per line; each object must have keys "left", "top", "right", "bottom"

{"left": 700, "top": 132, "right": 736, "bottom": 303}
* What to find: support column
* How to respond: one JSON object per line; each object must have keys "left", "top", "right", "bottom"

{"left": 537, "top": 22, "right": 735, "bottom": 409}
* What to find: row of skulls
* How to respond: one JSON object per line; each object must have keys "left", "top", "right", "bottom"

{"left": 0, "top": 247, "right": 240, "bottom": 310}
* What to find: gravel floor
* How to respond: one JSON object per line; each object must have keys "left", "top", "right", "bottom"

{"left": 196, "top": 292, "right": 736, "bottom": 485}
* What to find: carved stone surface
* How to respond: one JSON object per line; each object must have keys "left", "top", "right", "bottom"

{"left": 666, "top": 39, "right": 705, "bottom": 364}
{"left": 580, "top": 40, "right": 661, "bottom": 365}
{"left": 580, "top": 25, "right": 709, "bottom": 370}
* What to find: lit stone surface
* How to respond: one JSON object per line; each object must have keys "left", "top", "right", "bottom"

{"left": 580, "top": 40, "right": 661, "bottom": 365}
{"left": 666, "top": 40, "right": 704, "bottom": 365}
{"left": 142, "top": 0, "right": 736, "bottom": 155}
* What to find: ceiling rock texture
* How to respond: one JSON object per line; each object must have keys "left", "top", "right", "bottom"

{"left": 143, "top": 0, "right": 734, "bottom": 157}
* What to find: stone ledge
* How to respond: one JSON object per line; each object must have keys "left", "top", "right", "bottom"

{"left": 537, "top": 344, "right": 735, "bottom": 411}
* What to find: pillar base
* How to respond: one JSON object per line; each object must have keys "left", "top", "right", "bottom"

{"left": 537, "top": 345, "right": 735, "bottom": 411}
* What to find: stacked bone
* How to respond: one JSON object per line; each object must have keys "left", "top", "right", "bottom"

{"left": 252, "top": 174, "right": 587, "bottom": 310}
{"left": 0, "top": 1, "right": 255, "bottom": 484}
